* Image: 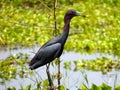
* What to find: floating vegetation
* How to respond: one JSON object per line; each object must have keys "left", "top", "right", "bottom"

{"left": 0, "top": 53, "right": 30, "bottom": 83}
{"left": 79, "top": 83, "right": 120, "bottom": 90}
{"left": 0, "top": 0, "right": 120, "bottom": 55}
{"left": 64, "top": 57, "right": 120, "bottom": 74}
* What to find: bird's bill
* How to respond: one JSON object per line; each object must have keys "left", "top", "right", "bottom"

{"left": 75, "top": 11, "right": 85, "bottom": 17}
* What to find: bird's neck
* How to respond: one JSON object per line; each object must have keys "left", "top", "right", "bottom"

{"left": 63, "top": 18, "right": 71, "bottom": 33}
{"left": 60, "top": 18, "right": 71, "bottom": 45}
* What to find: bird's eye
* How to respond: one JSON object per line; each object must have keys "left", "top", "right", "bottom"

{"left": 70, "top": 11, "right": 75, "bottom": 15}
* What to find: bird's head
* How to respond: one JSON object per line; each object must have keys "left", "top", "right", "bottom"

{"left": 64, "top": 9, "right": 83, "bottom": 23}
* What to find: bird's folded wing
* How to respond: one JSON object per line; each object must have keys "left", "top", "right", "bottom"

{"left": 29, "top": 43, "right": 61, "bottom": 67}
{"left": 40, "top": 36, "right": 60, "bottom": 48}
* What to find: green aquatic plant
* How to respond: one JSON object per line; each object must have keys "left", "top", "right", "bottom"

{"left": 79, "top": 83, "right": 112, "bottom": 90}
{"left": 64, "top": 57, "right": 120, "bottom": 74}
{"left": 76, "top": 57, "right": 120, "bottom": 74}
{"left": 0, "top": 0, "right": 120, "bottom": 56}
{"left": 0, "top": 53, "right": 30, "bottom": 83}
{"left": 79, "top": 83, "right": 120, "bottom": 90}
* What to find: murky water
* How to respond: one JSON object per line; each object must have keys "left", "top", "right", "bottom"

{"left": 0, "top": 46, "right": 120, "bottom": 90}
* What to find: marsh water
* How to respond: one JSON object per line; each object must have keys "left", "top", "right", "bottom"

{"left": 0, "top": 45, "right": 120, "bottom": 90}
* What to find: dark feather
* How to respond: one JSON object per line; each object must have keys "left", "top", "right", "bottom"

{"left": 29, "top": 42, "right": 61, "bottom": 70}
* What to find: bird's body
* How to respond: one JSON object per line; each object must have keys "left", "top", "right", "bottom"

{"left": 29, "top": 10, "right": 80, "bottom": 70}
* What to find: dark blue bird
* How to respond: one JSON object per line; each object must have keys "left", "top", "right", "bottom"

{"left": 29, "top": 10, "right": 80, "bottom": 70}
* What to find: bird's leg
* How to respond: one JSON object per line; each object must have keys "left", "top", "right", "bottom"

{"left": 57, "top": 58, "right": 61, "bottom": 90}
{"left": 46, "top": 63, "right": 54, "bottom": 90}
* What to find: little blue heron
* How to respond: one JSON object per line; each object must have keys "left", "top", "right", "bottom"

{"left": 29, "top": 10, "right": 81, "bottom": 70}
